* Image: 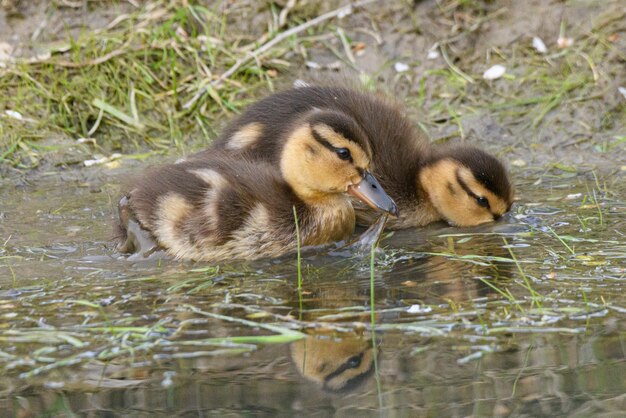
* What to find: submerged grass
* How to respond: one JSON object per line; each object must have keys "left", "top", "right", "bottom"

{"left": 503, "top": 238, "right": 543, "bottom": 309}
{"left": 370, "top": 238, "right": 383, "bottom": 409}
{"left": 6, "top": 294, "right": 306, "bottom": 380}
{"left": 293, "top": 205, "right": 302, "bottom": 291}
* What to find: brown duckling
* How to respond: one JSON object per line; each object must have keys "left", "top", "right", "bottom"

{"left": 116, "top": 110, "right": 398, "bottom": 261}
{"left": 193, "top": 85, "right": 514, "bottom": 229}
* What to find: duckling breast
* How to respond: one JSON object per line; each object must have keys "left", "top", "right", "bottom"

{"left": 221, "top": 202, "right": 296, "bottom": 259}
{"left": 303, "top": 198, "right": 355, "bottom": 245}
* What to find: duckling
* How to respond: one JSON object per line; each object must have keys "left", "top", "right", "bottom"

{"left": 192, "top": 85, "right": 514, "bottom": 228}
{"left": 116, "top": 109, "right": 398, "bottom": 261}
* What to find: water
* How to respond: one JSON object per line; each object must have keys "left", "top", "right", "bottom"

{"left": 0, "top": 167, "right": 624, "bottom": 417}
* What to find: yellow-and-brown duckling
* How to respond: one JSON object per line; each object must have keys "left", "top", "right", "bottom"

{"left": 116, "top": 109, "right": 398, "bottom": 261}
{"left": 192, "top": 85, "right": 514, "bottom": 229}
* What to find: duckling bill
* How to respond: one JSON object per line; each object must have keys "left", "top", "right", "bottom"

{"left": 193, "top": 85, "right": 514, "bottom": 228}
{"left": 116, "top": 110, "right": 398, "bottom": 261}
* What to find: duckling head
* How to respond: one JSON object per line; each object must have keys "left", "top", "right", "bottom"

{"left": 419, "top": 146, "right": 514, "bottom": 226}
{"left": 280, "top": 110, "right": 399, "bottom": 216}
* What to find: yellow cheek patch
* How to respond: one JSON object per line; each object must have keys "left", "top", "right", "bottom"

{"left": 419, "top": 159, "right": 458, "bottom": 200}
{"left": 280, "top": 125, "right": 315, "bottom": 195}
{"left": 225, "top": 122, "right": 263, "bottom": 150}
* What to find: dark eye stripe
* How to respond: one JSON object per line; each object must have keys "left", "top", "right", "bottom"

{"left": 311, "top": 127, "right": 354, "bottom": 163}
{"left": 455, "top": 169, "right": 480, "bottom": 200}
{"left": 455, "top": 169, "right": 495, "bottom": 212}
{"left": 311, "top": 128, "right": 334, "bottom": 151}
{"left": 324, "top": 352, "right": 365, "bottom": 383}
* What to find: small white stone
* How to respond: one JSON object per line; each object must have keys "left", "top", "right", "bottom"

{"left": 394, "top": 62, "right": 410, "bottom": 73}
{"left": 84, "top": 158, "right": 105, "bottom": 167}
{"left": 618, "top": 86, "right": 626, "bottom": 100}
{"left": 483, "top": 64, "right": 506, "bottom": 80}
{"left": 407, "top": 304, "right": 432, "bottom": 314}
{"left": 305, "top": 61, "right": 321, "bottom": 69}
{"left": 532, "top": 36, "right": 547, "bottom": 53}
{"left": 5, "top": 110, "right": 23, "bottom": 120}
{"left": 427, "top": 48, "right": 439, "bottom": 60}
{"left": 76, "top": 137, "right": 96, "bottom": 144}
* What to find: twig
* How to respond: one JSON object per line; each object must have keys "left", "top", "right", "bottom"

{"left": 439, "top": 44, "right": 475, "bottom": 84}
{"left": 183, "top": 0, "right": 380, "bottom": 109}
{"left": 337, "top": 27, "right": 356, "bottom": 65}
{"left": 278, "top": 0, "right": 297, "bottom": 28}
{"left": 55, "top": 0, "right": 83, "bottom": 8}
{"left": 30, "top": 47, "right": 131, "bottom": 68}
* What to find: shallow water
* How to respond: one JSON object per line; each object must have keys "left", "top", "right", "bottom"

{"left": 0, "top": 167, "right": 625, "bottom": 417}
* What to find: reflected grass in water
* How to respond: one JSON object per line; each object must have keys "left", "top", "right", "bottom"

{"left": 370, "top": 237, "right": 383, "bottom": 409}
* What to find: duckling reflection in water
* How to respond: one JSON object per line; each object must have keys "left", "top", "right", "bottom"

{"left": 116, "top": 110, "right": 398, "bottom": 261}
{"left": 291, "top": 334, "right": 375, "bottom": 392}
{"left": 194, "top": 84, "right": 514, "bottom": 229}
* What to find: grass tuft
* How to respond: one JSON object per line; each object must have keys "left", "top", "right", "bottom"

{"left": 0, "top": 1, "right": 366, "bottom": 168}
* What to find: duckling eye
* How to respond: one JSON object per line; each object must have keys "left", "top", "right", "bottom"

{"left": 476, "top": 196, "right": 490, "bottom": 208}
{"left": 347, "top": 355, "right": 361, "bottom": 368}
{"left": 335, "top": 148, "right": 352, "bottom": 161}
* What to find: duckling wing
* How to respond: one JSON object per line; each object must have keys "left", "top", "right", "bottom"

{"left": 123, "top": 157, "right": 300, "bottom": 261}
